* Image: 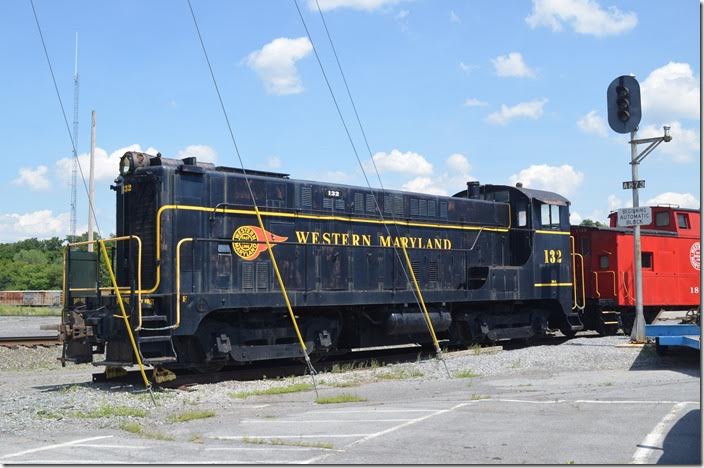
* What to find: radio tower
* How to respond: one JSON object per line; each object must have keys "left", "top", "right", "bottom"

{"left": 69, "top": 33, "right": 79, "bottom": 239}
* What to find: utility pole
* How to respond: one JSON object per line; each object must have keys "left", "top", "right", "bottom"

{"left": 70, "top": 32, "right": 79, "bottom": 240}
{"left": 87, "top": 111, "right": 96, "bottom": 252}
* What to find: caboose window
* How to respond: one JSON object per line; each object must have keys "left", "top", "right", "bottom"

{"left": 655, "top": 211, "right": 669, "bottom": 226}
{"left": 677, "top": 213, "right": 690, "bottom": 229}
{"left": 641, "top": 252, "right": 653, "bottom": 269}
{"left": 599, "top": 255, "right": 609, "bottom": 269}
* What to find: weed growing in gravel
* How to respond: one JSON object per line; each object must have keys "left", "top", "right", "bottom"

{"left": 229, "top": 383, "right": 313, "bottom": 399}
{"left": 470, "top": 393, "right": 488, "bottom": 400}
{"left": 469, "top": 344, "right": 482, "bottom": 356}
{"left": 59, "top": 384, "right": 80, "bottom": 394}
{"left": 75, "top": 404, "right": 146, "bottom": 419}
{"left": 331, "top": 358, "right": 379, "bottom": 373}
{"left": 168, "top": 410, "right": 215, "bottom": 423}
{"left": 320, "top": 379, "right": 360, "bottom": 388}
{"left": 376, "top": 368, "right": 424, "bottom": 380}
{"left": 315, "top": 393, "right": 367, "bottom": 404}
{"left": 242, "top": 436, "right": 333, "bottom": 450}
{"left": 510, "top": 359, "right": 522, "bottom": 369}
{"left": 119, "top": 422, "right": 175, "bottom": 441}
{"left": 454, "top": 369, "right": 480, "bottom": 379}
{"left": 36, "top": 409, "right": 64, "bottom": 420}
{"left": 602, "top": 382, "right": 614, "bottom": 387}
{"left": 188, "top": 434, "right": 204, "bottom": 444}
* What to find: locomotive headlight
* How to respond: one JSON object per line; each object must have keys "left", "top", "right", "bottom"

{"left": 119, "top": 154, "right": 133, "bottom": 176}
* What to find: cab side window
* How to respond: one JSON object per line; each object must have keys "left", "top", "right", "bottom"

{"left": 677, "top": 213, "right": 690, "bottom": 229}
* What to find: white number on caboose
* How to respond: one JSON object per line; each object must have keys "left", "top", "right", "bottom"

{"left": 690, "top": 287, "right": 699, "bottom": 294}
{"left": 690, "top": 242, "right": 700, "bottom": 271}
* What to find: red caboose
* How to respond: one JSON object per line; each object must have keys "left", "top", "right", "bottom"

{"left": 571, "top": 206, "right": 700, "bottom": 334}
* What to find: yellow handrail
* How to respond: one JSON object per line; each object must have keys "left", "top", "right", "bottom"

{"left": 570, "top": 236, "right": 578, "bottom": 310}
{"left": 398, "top": 240, "right": 442, "bottom": 353}
{"left": 67, "top": 236, "right": 143, "bottom": 330}
{"left": 574, "top": 253, "right": 586, "bottom": 310}
{"left": 592, "top": 271, "right": 600, "bottom": 298}
{"left": 174, "top": 237, "right": 193, "bottom": 331}
{"left": 98, "top": 240, "right": 151, "bottom": 390}
{"left": 594, "top": 270, "right": 617, "bottom": 298}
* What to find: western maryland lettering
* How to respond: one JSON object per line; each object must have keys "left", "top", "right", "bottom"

{"left": 295, "top": 231, "right": 452, "bottom": 250}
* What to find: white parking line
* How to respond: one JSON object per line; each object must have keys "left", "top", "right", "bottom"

{"left": 0, "top": 436, "right": 112, "bottom": 459}
{"left": 214, "top": 434, "right": 372, "bottom": 440}
{"left": 631, "top": 402, "right": 689, "bottom": 464}
{"left": 306, "top": 409, "right": 437, "bottom": 414}
{"left": 73, "top": 443, "right": 150, "bottom": 449}
{"left": 475, "top": 398, "right": 699, "bottom": 405}
{"left": 241, "top": 419, "right": 412, "bottom": 423}
{"left": 301, "top": 401, "right": 473, "bottom": 464}
{"left": 205, "top": 447, "right": 343, "bottom": 452}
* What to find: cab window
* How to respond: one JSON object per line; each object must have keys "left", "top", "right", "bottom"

{"left": 540, "top": 203, "right": 561, "bottom": 227}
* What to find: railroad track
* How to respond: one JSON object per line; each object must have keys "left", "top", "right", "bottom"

{"left": 0, "top": 335, "right": 60, "bottom": 348}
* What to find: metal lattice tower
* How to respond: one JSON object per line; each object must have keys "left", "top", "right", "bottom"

{"left": 69, "top": 33, "right": 79, "bottom": 239}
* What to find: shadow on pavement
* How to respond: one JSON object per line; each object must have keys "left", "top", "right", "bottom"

{"left": 629, "top": 345, "right": 700, "bottom": 377}
{"left": 658, "top": 408, "right": 701, "bottom": 465}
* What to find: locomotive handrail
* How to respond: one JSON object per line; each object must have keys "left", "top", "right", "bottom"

{"left": 574, "top": 253, "right": 586, "bottom": 310}
{"left": 65, "top": 235, "right": 144, "bottom": 330}
{"left": 97, "top": 239, "right": 152, "bottom": 391}
{"left": 570, "top": 236, "right": 578, "bottom": 310}
{"left": 143, "top": 203, "right": 516, "bottom": 295}
{"left": 174, "top": 237, "right": 193, "bottom": 331}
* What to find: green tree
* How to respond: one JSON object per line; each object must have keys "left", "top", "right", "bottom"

{"left": 579, "top": 219, "right": 606, "bottom": 228}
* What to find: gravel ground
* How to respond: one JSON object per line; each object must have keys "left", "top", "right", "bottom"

{"left": 0, "top": 315, "right": 60, "bottom": 338}
{"left": 0, "top": 332, "right": 673, "bottom": 443}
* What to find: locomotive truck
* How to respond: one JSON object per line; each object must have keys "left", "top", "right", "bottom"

{"left": 60, "top": 151, "right": 588, "bottom": 372}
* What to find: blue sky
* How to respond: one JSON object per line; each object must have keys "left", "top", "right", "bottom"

{"left": 0, "top": 0, "right": 699, "bottom": 241}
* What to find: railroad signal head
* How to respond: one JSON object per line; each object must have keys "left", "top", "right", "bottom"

{"left": 607, "top": 75, "right": 641, "bottom": 134}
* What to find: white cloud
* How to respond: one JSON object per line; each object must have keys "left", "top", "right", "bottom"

{"left": 491, "top": 52, "right": 536, "bottom": 78}
{"left": 641, "top": 62, "right": 700, "bottom": 120}
{"left": 56, "top": 144, "right": 159, "bottom": 185}
{"left": 638, "top": 121, "right": 699, "bottom": 163}
{"left": 464, "top": 98, "right": 488, "bottom": 107}
{"left": 13, "top": 165, "right": 50, "bottom": 191}
{"left": 0, "top": 210, "right": 71, "bottom": 242}
{"left": 458, "top": 62, "right": 476, "bottom": 74}
{"left": 607, "top": 194, "right": 626, "bottom": 211}
{"left": 246, "top": 37, "right": 312, "bottom": 95}
{"left": 311, "top": 0, "right": 403, "bottom": 11}
{"left": 646, "top": 192, "right": 699, "bottom": 209}
{"left": 450, "top": 10, "right": 461, "bottom": 23}
{"left": 367, "top": 149, "right": 433, "bottom": 175}
{"left": 266, "top": 156, "right": 282, "bottom": 169}
{"left": 569, "top": 210, "right": 583, "bottom": 224}
{"left": 508, "top": 164, "right": 584, "bottom": 196}
{"left": 526, "top": 0, "right": 637, "bottom": 37}
{"left": 176, "top": 144, "right": 218, "bottom": 164}
{"left": 577, "top": 110, "right": 608, "bottom": 137}
{"left": 395, "top": 9, "right": 409, "bottom": 19}
{"left": 401, "top": 153, "right": 474, "bottom": 196}
{"left": 487, "top": 98, "right": 548, "bottom": 125}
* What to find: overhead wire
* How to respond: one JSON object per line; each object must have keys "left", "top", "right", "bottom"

{"left": 294, "top": 0, "right": 451, "bottom": 376}
{"left": 186, "top": 0, "right": 320, "bottom": 394}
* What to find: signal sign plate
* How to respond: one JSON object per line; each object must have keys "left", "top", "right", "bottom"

{"left": 622, "top": 180, "right": 646, "bottom": 189}
{"left": 617, "top": 207, "right": 652, "bottom": 227}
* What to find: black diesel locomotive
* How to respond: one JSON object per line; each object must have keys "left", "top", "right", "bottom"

{"left": 60, "top": 152, "right": 582, "bottom": 371}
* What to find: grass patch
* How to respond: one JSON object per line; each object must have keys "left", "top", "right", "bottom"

{"left": 188, "top": 434, "right": 204, "bottom": 444}
{"left": 229, "top": 383, "right": 313, "bottom": 399}
{"left": 376, "top": 368, "right": 424, "bottom": 381}
{"left": 243, "top": 436, "right": 333, "bottom": 450}
{"left": 510, "top": 359, "right": 522, "bottom": 369}
{"left": 36, "top": 409, "right": 64, "bottom": 420}
{"left": 320, "top": 379, "right": 361, "bottom": 388}
{"left": 168, "top": 409, "right": 215, "bottom": 423}
{"left": 454, "top": 369, "right": 480, "bottom": 379}
{"left": 469, "top": 343, "right": 483, "bottom": 356}
{"left": 0, "top": 305, "right": 61, "bottom": 316}
{"left": 119, "top": 422, "right": 174, "bottom": 441}
{"left": 315, "top": 393, "right": 367, "bottom": 404}
{"left": 470, "top": 393, "right": 488, "bottom": 400}
{"left": 75, "top": 404, "right": 146, "bottom": 419}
